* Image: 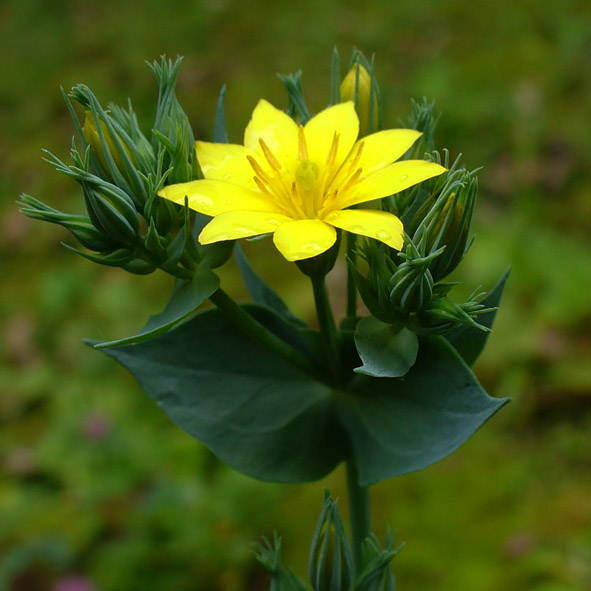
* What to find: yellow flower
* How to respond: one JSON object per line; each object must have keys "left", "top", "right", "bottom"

{"left": 158, "top": 100, "right": 446, "bottom": 261}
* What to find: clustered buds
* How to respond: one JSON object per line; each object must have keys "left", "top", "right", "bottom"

{"left": 254, "top": 492, "right": 400, "bottom": 591}
{"left": 350, "top": 140, "right": 493, "bottom": 335}
{"left": 20, "top": 57, "right": 231, "bottom": 280}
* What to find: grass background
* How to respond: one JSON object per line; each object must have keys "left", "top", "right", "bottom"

{"left": 1, "top": 0, "right": 591, "bottom": 589}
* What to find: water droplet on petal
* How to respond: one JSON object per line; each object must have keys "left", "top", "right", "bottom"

{"left": 350, "top": 225, "right": 364, "bottom": 234}
{"left": 400, "top": 175, "right": 408, "bottom": 181}
{"left": 376, "top": 230, "right": 391, "bottom": 241}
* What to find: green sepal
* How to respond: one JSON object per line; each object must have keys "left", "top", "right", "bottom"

{"left": 308, "top": 491, "right": 354, "bottom": 591}
{"left": 93, "top": 265, "right": 220, "bottom": 348}
{"left": 253, "top": 533, "right": 309, "bottom": 591}
{"left": 213, "top": 84, "right": 229, "bottom": 144}
{"left": 339, "top": 336, "right": 510, "bottom": 486}
{"left": 356, "top": 531, "right": 401, "bottom": 591}
{"left": 354, "top": 317, "right": 418, "bottom": 378}
{"left": 445, "top": 267, "right": 510, "bottom": 366}
{"left": 278, "top": 70, "right": 311, "bottom": 124}
{"left": 96, "top": 305, "right": 347, "bottom": 482}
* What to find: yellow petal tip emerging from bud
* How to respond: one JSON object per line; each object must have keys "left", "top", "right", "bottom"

{"left": 340, "top": 64, "right": 377, "bottom": 137}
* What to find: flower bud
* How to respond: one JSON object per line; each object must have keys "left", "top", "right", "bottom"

{"left": 82, "top": 183, "right": 140, "bottom": 245}
{"left": 411, "top": 163, "right": 477, "bottom": 282}
{"left": 411, "top": 288, "right": 491, "bottom": 336}
{"left": 309, "top": 492, "right": 354, "bottom": 591}
{"left": 388, "top": 239, "right": 444, "bottom": 317}
{"left": 83, "top": 111, "right": 128, "bottom": 178}
{"left": 340, "top": 63, "right": 378, "bottom": 137}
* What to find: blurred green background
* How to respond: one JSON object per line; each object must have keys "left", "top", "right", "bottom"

{"left": 1, "top": 0, "right": 591, "bottom": 589}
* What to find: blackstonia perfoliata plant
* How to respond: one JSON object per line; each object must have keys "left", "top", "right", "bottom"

{"left": 20, "top": 50, "right": 510, "bottom": 590}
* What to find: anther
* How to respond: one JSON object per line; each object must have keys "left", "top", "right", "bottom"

{"left": 258, "top": 139, "right": 282, "bottom": 171}
{"left": 325, "top": 132, "right": 340, "bottom": 168}
{"left": 298, "top": 126, "right": 309, "bottom": 161}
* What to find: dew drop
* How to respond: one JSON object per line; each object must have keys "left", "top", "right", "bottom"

{"left": 376, "top": 230, "right": 391, "bottom": 241}
{"left": 350, "top": 224, "right": 364, "bottom": 233}
{"left": 400, "top": 175, "right": 408, "bottom": 181}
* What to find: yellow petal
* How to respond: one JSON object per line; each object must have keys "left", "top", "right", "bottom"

{"left": 324, "top": 209, "right": 404, "bottom": 250}
{"left": 273, "top": 219, "right": 337, "bottom": 261}
{"left": 244, "top": 99, "right": 299, "bottom": 169}
{"left": 304, "top": 102, "right": 359, "bottom": 174}
{"left": 196, "top": 141, "right": 257, "bottom": 189}
{"left": 199, "top": 210, "right": 292, "bottom": 244}
{"left": 355, "top": 129, "right": 422, "bottom": 175}
{"left": 159, "top": 179, "right": 281, "bottom": 216}
{"left": 339, "top": 160, "right": 447, "bottom": 208}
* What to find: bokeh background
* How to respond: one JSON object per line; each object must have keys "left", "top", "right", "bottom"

{"left": 2, "top": 0, "right": 591, "bottom": 589}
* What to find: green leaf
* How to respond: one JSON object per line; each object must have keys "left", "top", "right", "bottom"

{"left": 235, "top": 245, "right": 305, "bottom": 326}
{"left": 94, "top": 266, "right": 219, "bottom": 348}
{"left": 97, "top": 306, "right": 346, "bottom": 482}
{"left": 445, "top": 267, "right": 510, "bottom": 365}
{"left": 213, "top": 84, "right": 228, "bottom": 144}
{"left": 339, "top": 337, "right": 510, "bottom": 486}
{"left": 354, "top": 317, "right": 418, "bottom": 378}
{"left": 96, "top": 307, "right": 507, "bottom": 485}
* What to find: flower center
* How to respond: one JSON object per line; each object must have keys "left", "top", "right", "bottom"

{"left": 247, "top": 126, "right": 365, "bottom": 221}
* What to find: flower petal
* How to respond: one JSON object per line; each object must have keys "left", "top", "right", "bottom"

{"left": 273, "top": 219, "right": 337, "bottom": 261}
{"left": 199, "top": 210, "right": 292, "bottom": 244}
{"left": 324, "top": 209, "right": 404, "bottom": 250}
{"left": 355, "top": 129, "right": 423, "bottom": 175}
{"left": 196, "top": 141, "right": 258, "bottom": 188}
{"left": 244, "top": 99, "right": 299, "bottom": 168}
{"left": 304, "top": 102, "right": 359, "bottom": 173}
{"left": 159, "top": 180, "right": 281, "bottom": 216}
{"left": 339, "top": 160, "right": 447, "bottom": 208}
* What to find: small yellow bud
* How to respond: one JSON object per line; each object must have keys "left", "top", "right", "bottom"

{"left": 83, "top": 111, "right": 128, "bottom": 175}
{"left": 340, "top": 64, "right": 378, "bottom": 137}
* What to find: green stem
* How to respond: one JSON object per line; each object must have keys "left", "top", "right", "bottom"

{"left": 310, "top": 273, "right": 342, "bottom": 385}
{"left": 346, "top": 233, "right": 357, "bottom": 317}
{"left": 346, "top": 459, "right": 371, "bottom": 573}
{"left": 209, "top": 288, "right": 325, "bottom": 382}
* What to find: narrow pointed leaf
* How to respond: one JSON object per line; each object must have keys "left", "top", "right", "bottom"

{"left": 445, "top": 267, "right": 510, "bottom": 365}
{"left": 94, "top": 266, "right": 219, "bottom": 348}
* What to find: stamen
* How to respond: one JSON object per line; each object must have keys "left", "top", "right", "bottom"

{"left": 259, "top": 139, "right": 282, "bottom": 171}
{"left": 341, "top": 167, "right": 362, "bottom": 194}
{"left": 347, "top": 140, "right": 365, "bottom": 174}
{"left": 325, "top": 132, "right": 340, "bottom": 169}
{"left": 247, "top": 155, "right": 271, "bottom": 183}
{"left": 298, "top": 126, "right": 309, "bottom": 161}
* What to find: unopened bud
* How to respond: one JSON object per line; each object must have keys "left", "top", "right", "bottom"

{"left": 309, "top": 492, "right": 354, "bottom": 591}
{"left": 411, "top": 163, "right": 477, "bottom": 282}
{"left": 83, "top": 111, "right": 129, "bottom": 179}
{"left": 340, "top": 64, "right": 378, "bottom": 137}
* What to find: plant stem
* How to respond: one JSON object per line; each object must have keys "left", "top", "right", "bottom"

{"left": 209, "top": 288, "right": 325, "bottom": 382}
{"left": 346, "top": 233, "right": 357, "bottom": 317}
{"left": 310, "top": 273, "right": 342, "bottom": 385}
{"left": 346, "top": 459, "right": 371, "bottom": 573}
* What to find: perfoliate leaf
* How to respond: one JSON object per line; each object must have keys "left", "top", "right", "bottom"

{"left": 354, "top": 317, "right": 418, "bottom": 378}
{"left": 98, "top": 306, "right": 346, "bottom": 482}
{"left": 96, "top": 306, "right": 508, "bottom": 485}
{"left": 445, "top": 267, "right": 510, "bottom": 365}
{"left": 93, "top": 266, "right": 219, "bottom": 348}
{"left": 339, "top": 337, "right": 510, "bottom": 486}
